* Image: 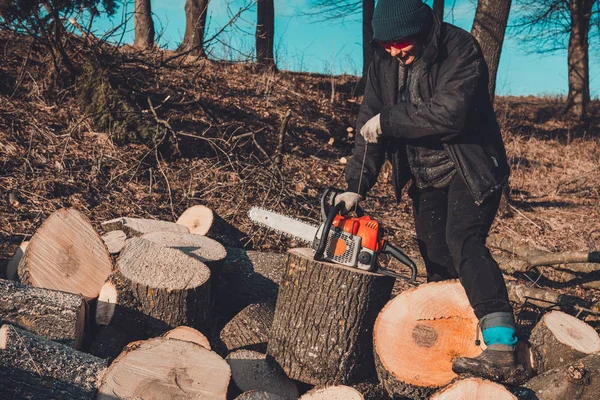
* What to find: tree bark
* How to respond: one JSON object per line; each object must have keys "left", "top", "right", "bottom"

{"left": 178, "top": 0, "right": 210, "bottom": 55}
{"left": 133, "top": 0, "right": 155, "bottom": 50}
{"left": 433, "top": 0, "right": 445, "bottom": 21}
{"left": 256, "top": 0, "right": 276, "bottom": 68}
{"left": 220, "top": 301, "right": 275, "bottom": 353}
{"left": 565, "top": 0, "right": 592, "bottom": 120}
{"left": 362, "top": 0, "right": 375, "bottom": 77}
{"left": 267, "top": 248, "right": 394, "bottom": 385}
{"left": 470, "top": 0, "right": 512, "bottom": 103}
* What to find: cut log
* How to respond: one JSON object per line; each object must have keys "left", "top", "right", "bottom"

{"left": 88, "top": 325, "right": 129, "bottom": 362}
{"left": 226, "top": 350, "right": 299, "bottom": 399}
{"left": 430, "top": 377, "right": 516, "bottom": 399}
{"left": 217, "top": 248, "right": 284, "bottom": 317}
{"left": 5, "top": 240, "right": 28, "bottom": 280}
{"left": 177, "top": 204, "right": 214, "bottom": 235}
{"left": 529, "top": 310, "right": 600, "bottom": 373}
{"left": 300, "top": 386, "right": 364, "bottom": 399}
{"left": 17, "top": 208, "right": 113, "bottom": 298}
{"left": 162, "top": 326, "right": 211, "bottom": 350}
{"left": 101, "top": 230, "right": 127, "bottom": 255}
{"left": 235, "top": 391, "right": 285, "bottom": 400}
{"left": 101, "top": 216, "right": 189, "bottom": 237}
{"left": 95, "top": 237, "right": 212, "bottom": 338}
{"left": 0, "top": 278, "right": 86, "bottom": 348}
{"left": 268, "top": 248, "right": 395, "bottom": 385}
{"left": 97, "top": 337, "right": 230, "bottom": 399}
{"left": 220, "top": 301, "right": 275, "bottom": 353}
{"left": 177, "top": 205, "right": 247, "bottom": 247}
{"left": 0, "top": 324, "right": 107, "bottom": 400}
{"left": 374, "top": 280, "right": 481, "bottom": 400}
{"left": 523, "top": 352, "right": 600, "bottom": 400}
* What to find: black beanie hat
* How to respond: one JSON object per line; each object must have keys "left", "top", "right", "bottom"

{"left": 372, "top": 0, "right": 433, "bottom": 42}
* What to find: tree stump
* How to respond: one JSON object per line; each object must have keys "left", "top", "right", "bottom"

{"left": 5, "top": 240, "right": 28, "bottom": 280}
{"left": 374, "top": 280, "right": 481, "bottom": 399}
{"left": 95, "top": 237, "right": 212, "bottom": 339}
{"left": 101, "top": 230, "right": 127, "bottom": 255}
{"left": 530, "top": 310, "right": 600, "bottom": 373}
{"left": 226, "top": 350, "right": 299, "bottom": 399}
{"left": 0, "top": 279, "right": 86, "bottom": 348}
{"left": 220, "top": 301, "right": 275, "bottom": 353}
{"left": 177, "top": 205, "right": 247, "bottom": 247}
{"left": 162, "top": 326, "right": 211, "bottom": 350}
{"left": 523, "top": 352, "right": 600, "bottom": 400}
{"left": 97, "top": 337, "right": 230, "bottom": 399}
{"left": 235, "top": 392, "right": 285, "bottom": 400}
{"left": 267, "top": 248, "right": 395, "bottom": 385}
{"left": 300, "top": 386, "right": 364, "bottom": 399}
{"left": 0, "top": 325, "right": 107, "bottom": 400}
{"left": 430, "top": 378, "right": 516, "bottom": 399}
{"left": 101, "top": 216, "right": 189, "bottom": 236}
{"left": 17, "top": 208, "right": 113, "bottom": 298}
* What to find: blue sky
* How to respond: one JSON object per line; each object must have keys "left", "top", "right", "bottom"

{"left": 94, "top": 0, "right": 599, "bottom": 97}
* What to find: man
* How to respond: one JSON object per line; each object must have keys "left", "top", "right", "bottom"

{"left": 338, "top": 0, "right": 524, "bottom": 383}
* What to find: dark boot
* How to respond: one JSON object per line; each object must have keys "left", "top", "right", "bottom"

{"left": 452, "top": 346, "right": 529, "bottom": 385}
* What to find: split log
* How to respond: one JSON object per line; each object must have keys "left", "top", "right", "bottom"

{"left": 95, "top": 237, "right": 212, "bottom": 338}
{"left": 101, "top": 230, "right": 127, "bottom": 255}
{"left": 529, "top": 310, "right": 600, "bottom": 373}
{"left": 220, "top": 301, "right": 275, "bottom": 353}
{"left": 101, "top": 216, "right": 189, "bottom": 237}
{"left": 430, "top": 377, "right": 516, "bottom": 399}
{"left": 226, "top": 350, "right": 299, "bottom": 399}
{"left": 97, "top": 337, "right": 230, "bottom": 399}
{"left": 162, "top": 326, "right": 211, "bottom": 350}
{"left": 5, "top": 240, "right": 28, "bottom": 280}
{"left": 0, "top": 324, "right": 107, "bottom": 400}
{"left": 268, "top": 248, "right": 395, "bottom": 385}
{"left": 300, "top": 386, "right": 364, "bottom": 399}
{"left": 523, "top": 352, "right": 600, "bottom": 400}
{"left": 17, "top": 208, "right": 113, "bottom": 298}
{"left": 236, "top": 392, "right": 285, "bottom": 400}
{"left": 0, "top": 279, "right": 86, "bottom": 348}
{"left": 177, "top": 205, "right": 247, "bottom": 247}
{"left": 374, "top": 280, "right": 481, "bottom": 399}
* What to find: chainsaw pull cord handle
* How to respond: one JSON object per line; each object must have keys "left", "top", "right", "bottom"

{"left": 314, "top": 200, "right": 345, "bottom": 261}
{"left": 380, "top": 241, "right": 418, "bottom": 282}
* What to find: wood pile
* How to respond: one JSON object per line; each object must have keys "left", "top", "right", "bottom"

{"left": 2, "top": 206, "right": 600, "bottom": 399}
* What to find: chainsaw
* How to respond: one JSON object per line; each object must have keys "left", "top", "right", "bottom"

{"left": 248, "top": 187, "right": 417, "bottom": 282}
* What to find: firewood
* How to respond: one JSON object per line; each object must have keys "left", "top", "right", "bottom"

{"left": 101, "top": 230, "right": 126, "bottom": 255}
{"left": 101, "top": 216, "right": 189, "bottom": 236}
{"left": 430, "top": 377, "right": 516, "bottom": 399}
{"left": 235, "top": 391, "right": 285, "bottom": 400}
{"left": 88, "top": 325, "right": 129, "bottom": 362}
{"left": 220, "top": 301, "right": 275, "bottom": 353}
{"left": 0, "top": 279, "right": 86, "bottom": 348}
{"left": 5, "top": 240, "right": 28, "bottom": 280}
{"left": 374, "top": 280, "right": 481, "bottom": 399}
{"left": 268, "top": 248, "right": 394, "bottom": 386}
{"left": 162, "top": 326, "right": 211, "bottom": 350}
{"left": 95, "top": 237, "right": 212, "bottom": 338}
{"left": 523, "top": 352, "right": 600, "bottom": 400}
{"left": 226, "top": 350, "right": 299, "bottom": 399}
{"left": 0, "top": 325, "right": 107, "bottom": 400}
{"left": 17, "top": 208, "right": 113, "bottom": 299}
{"left": 177, "top": 205, "right": 247, "bottom": 247}
{"left": 299, "top": 385, "right": 364, "bottom": 399}
{"left": 529, "top": 311, "right": 600, "bottom": 373}
{"left": 97, "top": 337, "right": 230, "bottom": 399}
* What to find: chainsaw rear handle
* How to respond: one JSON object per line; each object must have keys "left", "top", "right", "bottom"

{"left": 380, "top": 241, "right": 417, "bottom": 282}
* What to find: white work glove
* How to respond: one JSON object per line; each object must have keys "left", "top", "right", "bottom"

{"left": 360, "top": 114, "right": 382, "bottom": 143}
{"left": 335, "top": 192, "right": 362, "bottom": 214}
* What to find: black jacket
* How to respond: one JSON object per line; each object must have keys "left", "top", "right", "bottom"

{"left": 346, "top": 13, "right": 509, "bottom": 206}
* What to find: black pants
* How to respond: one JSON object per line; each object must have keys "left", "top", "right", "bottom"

{"left": 410, "top": 173, "right": 512, "bottom": 319}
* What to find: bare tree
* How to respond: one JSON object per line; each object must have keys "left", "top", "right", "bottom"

{"left": 179, "top": 0, "right": 210, "bottom": 55}
{"left": 133, "top": 0, "right": 154, "bottom": 49}
{"left": 567, "top": 0, "right": 593, "bottom": 119}
{"left": 433, "top": 0, "right": 444, "bottom": 21}
{"left": 471, "top": 0, "right": 512, "bottom": 104}
{"left": 362, "top": 0, "right": 375, "bottom": 76}
{"left": 256, "top": 0, "right": 275, "bottom": 67}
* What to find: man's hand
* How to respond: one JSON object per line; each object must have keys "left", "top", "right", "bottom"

{"left": 360, "top": 114, "right": 382, "bottom": 143}
{"left": 335, "top": 192, "right": 362, "bottom": 214}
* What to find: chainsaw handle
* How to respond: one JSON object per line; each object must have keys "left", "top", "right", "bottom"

{"left": 321, "top": 187, "right": 365, "bottom": 219}
{"left": 314, "top": 200, "right": 345, "bottom": 261}
{"left": 381, "top": 241, "right": 417, "bottom": 283}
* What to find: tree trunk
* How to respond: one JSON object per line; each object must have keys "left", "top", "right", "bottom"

{"left": 470, "top": 0, "right": 512, "bottom": 103}
{"left": 433, "top": 0, "right": 445, "bottom": 21}
{"left": 178, "top": 0, "right": 210, "bottom": 55}
{"left": 0, "top": 325, "right": 107, "bottom": 400}
{"left": 267, "top": 248, "right": 395, "bottom": 385}
{"left": 374, "top": 280, "right": 481, "bottom": 399}
{"left": 362, "top": 0, "right": 375, "bottom": 77}
{"left": 133, "top": 0, "right": 155, "bottom": 50}
{"left": 565, "top": 0, "right": 592, "bottom": 120}
{"left": 256, "top": 0, "right": 276, "bottom": 68}
{"left": 0, "top": 279, "right": 86, "bottom": 348}
{"left": 431, "top": 377, "right": 516, "bottom": 399}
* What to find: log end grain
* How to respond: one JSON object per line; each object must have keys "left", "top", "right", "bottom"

{"left": 299, "top": 385, "right": 364, "bottom": 400}
{"left": 162, "top": 326, "right": 211, "bottom": 350}
{"left": 176, "top": 205, "right": 214, "bottom": 235}
{"left": 430, "top": 377, "right": 517, "bottom": 400}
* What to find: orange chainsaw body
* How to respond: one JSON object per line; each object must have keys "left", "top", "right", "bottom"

{"left": 332, "top": 214, "right": 383, "bottom": 252}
